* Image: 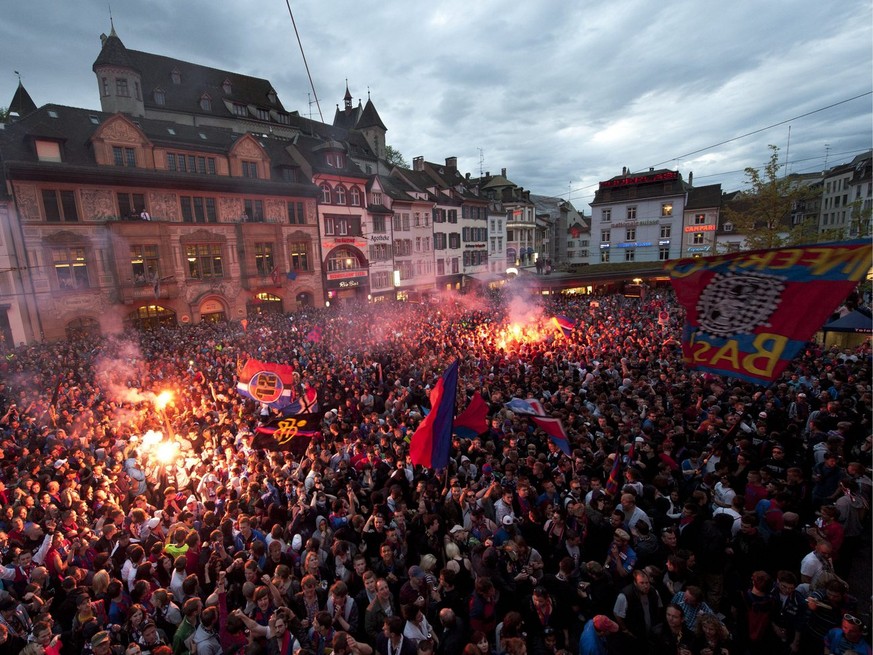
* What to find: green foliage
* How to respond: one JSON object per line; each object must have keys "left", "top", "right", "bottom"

{"left": 722, "top": 145, "right": 821, "bottom": 250}
{"left": 0, "top": 107, "right": 8, "bottom": 123}
{"left": 384, "top": 145, "right": 409, "bottom": 169}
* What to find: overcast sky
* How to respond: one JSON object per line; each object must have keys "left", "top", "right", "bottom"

{"left": 2, "top": 1, "right": 871, "bottom": 210}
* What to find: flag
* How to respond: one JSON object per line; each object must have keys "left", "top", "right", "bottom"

{"left": 287, "top": 271, "right": 298, "bottom": 281}
{"left": 531, "top": 415, "right": 571, "bottom": 455}
{"left": 153, "top": 275, "right": 161, "bottom": 299}
{"left": 253, "top": 412, "right": 322, "bottom": 455}
{"left": 270, "top": 266, "right": 281, "bottom": 286}
{"left": 306, "top": 325, "right": 323, "bottom": 343}
{"left": 410, "top": 360, "right": 459, "bottom": 469}
{"left": 551, "top": 315, "right": 575, "bottom": 339}
{"left": 605, "top": 440, "right": 636, "bottom": 497}
{"left": 667, "top": 240, "right": 871, "bottom": 383}
{"left": 236, "top": 359, "right": 297, "bottom": 409}
{"left": 505, "top": 398, "right": 546, "bottom": 416}
{"left": 453, "top": 392, "right": 488, "bottom": 438}
{"left": 280, "top": 384, "right": 319, "bottom": 416}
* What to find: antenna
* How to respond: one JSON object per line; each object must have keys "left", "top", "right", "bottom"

{"left": 824, "top": 143, "right": 831, "bottom": 171}
{"left": 14, "top": 71, "right": 21, "bottom": 84}
{"left": 478, "top": 148, "right": 484, "bottom": 177}
{"left": 108, "top": 1, "right": 115, "bottom": 34}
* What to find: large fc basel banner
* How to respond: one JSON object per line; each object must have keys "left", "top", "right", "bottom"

{"left": 236, "top": 359, "right": 297, "bottom": 409}
{"left": 666, "top": 240, "right": 871, "bottom": 384}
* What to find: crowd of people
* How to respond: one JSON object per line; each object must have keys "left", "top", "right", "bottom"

{"left": 0, "top": 284, "right": 869, "bottom": 655}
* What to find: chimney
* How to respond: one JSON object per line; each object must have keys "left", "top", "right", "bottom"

{"left": 501, "top": 167, "right": 506, "bottom": 177}
{"left": 688, "top": 171, "right": 693, "bottom": 186}
{"left": 649, "top": 167, "right": 654, "bottom": 172}
{"left": 445, "top": 156, "right": 457, "bottom": 170}
{"left": 485, "top": 171, "right": 490, "bottom": 177}
{"left": 465, "top": 172, "right": 470, "bottom": 180}
{"left": 621, "top": 166, "right": 627, "bottom": 175}
{"left": 413, "top": 156, "right": 424, "bottom": 171}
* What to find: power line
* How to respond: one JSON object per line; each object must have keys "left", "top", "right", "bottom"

{"left": 555, "top": 91, "right": 872, "bottom": 201}
{"left": 284, "top": 0, "right": 323, "bottom": 123}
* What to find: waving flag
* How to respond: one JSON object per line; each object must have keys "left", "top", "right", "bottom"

{"left": 667, "top": 240, "right": 871, "bottom": 383}
{"left": 236, "top": 359, "right": 296, "bottom": 409}
{"left": 453, "top": 392, "right": 489, "bottom": 438}
{"left": 253, "top": 412, "right": 323, "bottom": 455}
{"left": 505, "top": 397, "right": 546, "bottom": 416}
{"left": 531, "top": 415, "right": 572, "bottom": 455}
{"left": 551, "top": 315, "right": 575, "bottom": 339}
{"left": 280, "top": 384, "right": 319, "bottom": 416}
{"left": 605, "top": 440, "right": 636, "bottom": 497}
{"left": 410, "top": 360, "right": 459, "bottom": 469}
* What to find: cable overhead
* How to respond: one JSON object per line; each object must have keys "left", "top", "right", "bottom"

{"left": 555, "top": 91, "right": 872, "bottom": 200}
{"left": 284, "top": 0, "right": 323, "bottom": 123}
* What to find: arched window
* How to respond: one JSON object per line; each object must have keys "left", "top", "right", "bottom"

{"left": 349, "top": 187, "right": 361, "bottom": 206}
{"left": 327, "top": 247, "right": 359, "bottom": 272}
{"left": 320, "top": 183, "right": 332, "bottom": 204}
{"left": 200, "top": 94, "right": 212, "bottom": 111}
{"left": 335, "top": 185, "right": 346, "bottom": 205}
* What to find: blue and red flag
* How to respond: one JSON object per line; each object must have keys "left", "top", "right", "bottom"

{"left": 606, "top": 440, "right": 636, "bottom": 496}
{"left": 667, "top": 240, "right": 870, "bottom": 383}
{"left": 306, "top": 325, "right": 323, "bottom": 343}
{"left": 453, "top": 392, "right": 488, "bottom": 438}
{"left": 410, "top": 360, "right": 459, "bottom": 469}
{"left": 236, "top": 359, "right": 297, "bottom": 409}
{"left": 531, "top": 415, "right": 571, "bottom": 455}
{"left": 551, "top": 315, "right": 575, "bottom": 339}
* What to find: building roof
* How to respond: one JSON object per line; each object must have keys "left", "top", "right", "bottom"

{"left": 684, "top": 183, "right": 722, "bottom": 210}
{"left": 7, "top": 81, "right": 38, "bottom": 119}
{"left": 92, "top": 30, "right": 140, "bottom": 72}
{"left": 357, "top": 98, "right": 386, "bottom": 131}
{"left": 592, "top": 168, "right": 687, "bottom": 204}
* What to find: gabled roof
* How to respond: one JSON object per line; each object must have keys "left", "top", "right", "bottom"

{"left": 333, "top": 102, "right": 362, "bottom": 131}
{"left": 685, "top": 183, "right": 722, "bottom": 210}
{"left": 8, "top": 82, "right": 37, "bottom": 119}
{"left": 378, "top": 174, "right": 416, "bottom": 202}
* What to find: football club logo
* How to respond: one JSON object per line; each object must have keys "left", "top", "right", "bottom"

{"left": 696, "top": 272, "right": 785, "bottom": 338}
{"left": 249, "top": 370, "right": 284, "bottom": 403}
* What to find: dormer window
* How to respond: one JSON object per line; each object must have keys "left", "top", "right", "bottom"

{"left": 233, "top": 104, "right": 247, "bottom": 117}
{"left": 267, "top": 89, "right": 277, "bottom": 105}
{"left": 222, "top": 78, "right": 232, "bottom": 95}
{"left": 326, "top": 152, "right": 344, "bottom": 168}
{"left": 35, "top": 140, "right": 62, "bottom": 163}
{"left": 154, "top": 89, "right": 165, "bottom": 105}
{"left": 256, "top": 108, "right": 269, "bottom": 121}
{"left": 200, "top": 94, "right": 212, "bottom": 111}
{"left": 171, "top": 69, "right": 181, "bottom": 85}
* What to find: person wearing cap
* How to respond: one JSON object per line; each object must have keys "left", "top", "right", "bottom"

{"left": 90, "top": 630, "right": 112, "bottom": 655}
{"left": 823, "top": 612, "right": 871, "bottom": 655}
{"left": 579, "top": 614, "right": 619, "bottom": 655}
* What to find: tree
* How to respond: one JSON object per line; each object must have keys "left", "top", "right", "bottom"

{"left": 384, "top": 145, "right": 409, "bottom": 169}
{"left": 0, "top": 107, "right": 8, "bottom": 124}
{"left": 721, "top": 145, "right": 820, "bottom": 250}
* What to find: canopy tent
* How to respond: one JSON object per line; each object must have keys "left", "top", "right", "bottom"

{"left": 819, "top": 309, "right": 873, "bottom": 349}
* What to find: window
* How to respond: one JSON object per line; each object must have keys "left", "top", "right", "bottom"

{"left": 113, "top": 146, "right": 136, "bottom": 167}
{"left": 723, "top": 222, "right": 734, "bottom": 232}
{"left": 350, "top": 187, "right": 361, "bottom": 206}
{"left": 625, "top": 228, "right": 636, "bottom": 241}
{"left": 436, "top": 259, "right": 445, "bottom": 276}
{"left": 116, "top": 78, "right": 129, "bottom": 97}
{"left": 600, "top": 230, "right": 610, "bottom": 243}
{"left": 280, "top": 168, "right": 299, "bottom": 183}
{"left": 244, "top": 199, "right": 264, "bottom": 222}
{"left": 335, "top": 186, "right": 346, "bottom": 205}
{"left": 171, "top": 69, "right": 181, "bottom": 85}
{"left": 185, "top": 244, "right": 223, "bottom": 279}
{"left": 627, "top": 206, "right": 637, "bottom": 220}
{"left": 369, "top": 243, "right": 391, "bottom": 261}
{"left": 692, "top": 232, "right": 705, "bottom": 245}
{"left": 327, "top": 248, "right": 358, "bottom": 272}
{"left": 434, "top": 233, "right": 447, "bottom": 250}
{"left": 289, "top": 241, "right": 310, "bottom": 271}
{"left": 42, "top": 190, "right": 79, "bottom": 222}
{"left": 659, "top": 246, "right": 670, "bottom": 261}
{"left": 451, "top": 258, "right": 459, "bottom": 274}
{"left": 134, "top": 81, "right": 141, "bottom": 101}
{"left": 625, "top": 249, "right": 635, "bottom": 262}
{"left": 415, "top": 237, "right": 421, "bottom": 252}
{"left": 601, "top": 250, "right": 610, "bottom": 263}
{"left": 602, "top": 209, "right": 611, "bottom": 222}
{"left": 392, "top": 215, "right": 402, "bottom": 231}
{"left": 324, "top": 217, "right": 349, "bottom": 236}
{"left": 372, "top": 192, "right": 382, "bottom": 205}
{"left": 254, "top": 243, "right": 274, "bottom": 276}
{"left": 166, "top": 152, "right": 215, "bottom": 174}
{"left": 449, "top": 233, "right": 461, "bottom": 249}
{"left": 36, "top": 140, "right": 62, "bottom": 162}
{"left": 117, "top": 192, "right": 146, "bottom": 219}
{"left": 200, "top": 95, "right": 212, "bottom": 112}
{"left": 130, "top": 245, "right": 159, "bottom": 285}
{"left": 53, "top": 247, "right": 89, "bottom": 290}
{"left": 154, "top": 89, "right": 165, "bottom": 105}
{"left": 402, "top": 214, "right": 410, "bottom": 231}
{"left": 660, "top": 225, "right": 671, "bottom": 238}
{"left": 256, "top": 108, "right": 269, "bottom": 120}
{"left": 371, "top": 271, "right": 391, "bottom": 288}
{"left": 180, "top": 196, "right": 217, "bottom": 223}
{"left": 101, "top": 77, "right": 110, "bottom": 97}
{"left": 448, "top": 209, "right": 458, "bottom": 223}
{"left": 320, "top": 183, "right": 332, "bottom": 204}
{"left": 372, "top": 216, "right": 386, "bottom": 233}
{"left": 233, "top": 104, "right": 247, "bottom": 117}
{"left": 242, "top": 161, "right": 259, "bottom": 179}
{"left": 288, "top": 201, "right": 305, "bottom": 224}
{"left": 661, "top": 203, "right": 673, "bottom": 217}
{"left": 694, "top": 213, "right": 706, "bottom": 224}
{"left": 222, "top": 79, "right": 232, "bottom": 95}
{"left": 414, "top": 212, "right": 421, "bottom": 227}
